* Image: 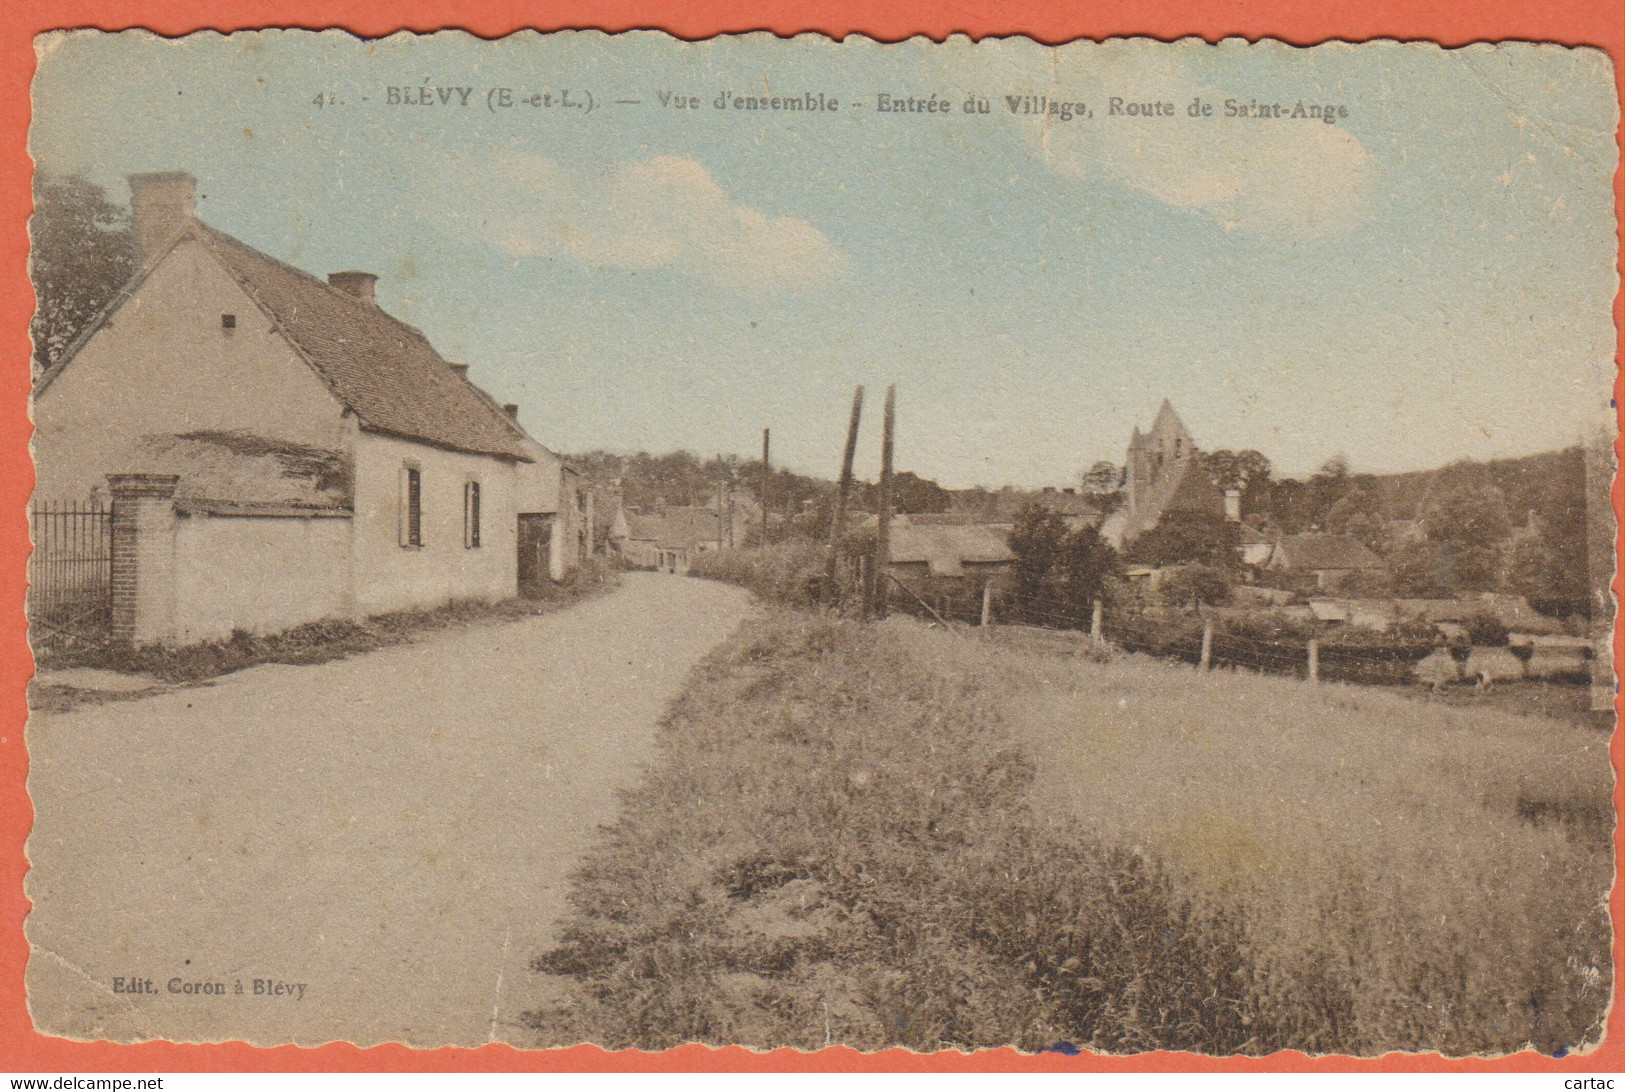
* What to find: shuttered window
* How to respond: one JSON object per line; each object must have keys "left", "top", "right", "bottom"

{"left": 400, "top": 465, "right": 422, "bottom": 547}
{"left": 464, "top": 481, "right": 481, "bottom": 548}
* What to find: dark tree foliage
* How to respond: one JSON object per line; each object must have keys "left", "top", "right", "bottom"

{"left": 1157, "top": 564, "right": 1233, "bottom": 610}
{"left": 30, "top": 173, "right": 138, "bottom": 376}
{"left": 1006, "top": 505, "right": 1068, "bottom": 605}
{"left": 1128, "top": 511, "right": 1241, "bottom": 571}
{"left": 1081, "top": 460, "right": 1122, "bottom": 495}
{"left": 1056, "top": 525, "right": 1119, "bottom": 616}
{"left": 890, "top": 471, "right": 952, "bottom": 514}
{"left": 1202, "top": 449, "right": 1271, "bottom": 492}
{"left": 1416, "top": 467, "right": 1512, "bottom": 594}
{"left": 1006, "top": 506, "right": 1119, "bottom": 627}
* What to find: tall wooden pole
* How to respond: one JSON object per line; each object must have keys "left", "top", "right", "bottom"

{"left": 870, "top": 384, "right": 896, "bottom": 619}
{"left": 824, "top": 386, "right": 865, "bottom": 600}
{"left": 760, "top": 428, "right": 771, "bottom": 548}
{"left": 716, "top": 454, "right": 726, "bottom": 550}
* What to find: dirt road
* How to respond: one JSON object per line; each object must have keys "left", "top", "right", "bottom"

{"left": 25, "top": 573, "right": 752, "bottom": 1048}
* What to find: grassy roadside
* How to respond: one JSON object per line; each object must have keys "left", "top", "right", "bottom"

{"left": 30, "top": 564, "right": 618, "bottom": 711}
{"left": 523, "top": 607, "right": 1613, "bottom": 1055}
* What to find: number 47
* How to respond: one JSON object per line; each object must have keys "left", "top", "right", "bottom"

{"left": 312, "top": 91, "right": 339, "bottom": 107}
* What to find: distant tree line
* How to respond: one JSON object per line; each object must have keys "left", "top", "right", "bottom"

{"left": 1076, "top": 445, "right": 1590, "bottom": 616}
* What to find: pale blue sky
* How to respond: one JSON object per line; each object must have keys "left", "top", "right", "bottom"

{"left": 29, "top": 31, "right": 1619, "bottom": 487}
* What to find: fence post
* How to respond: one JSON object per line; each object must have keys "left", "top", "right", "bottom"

{"left": 980, "top": 581, "right": 993, "bottom": 627}
{"left": 109, "top": 473, "right": 180, "bottom": 645}
{"left": 1199, "top": 619, "right": 1213, "bottom": 672}
{"left": 1308, "top": 638, "right": 1320, "bottom": 684}
{"left": 1090, "top": 598, "right": 1103, "bottom": 645}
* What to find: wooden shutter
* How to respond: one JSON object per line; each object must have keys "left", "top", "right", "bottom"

{"left": 400, "top": 465, "right": 422, "bottom": 547}
{"left": 464, "top": 481, "right": 481, "bottom": 548}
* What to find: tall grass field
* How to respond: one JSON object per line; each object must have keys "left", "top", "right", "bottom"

{"left": 524, "top": 609, "right": 1614, "bottom": 1055}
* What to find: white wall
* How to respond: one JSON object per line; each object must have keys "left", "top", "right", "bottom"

{"left": 513, "top": 440, "right": 562, "bottom": 515}
{"left": 171, "top": 512, "right": 354, "bottom": 644}
{"left": 32, "top": 238, "right": 349, "bottom": 504}
{"left": 350, "top": 431, "right": 518, "bottom": 615}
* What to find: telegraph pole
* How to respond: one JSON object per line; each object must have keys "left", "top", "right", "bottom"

{"left": 870, "top": 385, "right": 896, "bottom": 619}
{"left": 716, "top": 454, "right": 726, "bottom": 550}
{"left": 760, "top": 428, "right": 771, "bottom": 548}
{"left": 824, "top": 386, "right": 865, "bottom": 600}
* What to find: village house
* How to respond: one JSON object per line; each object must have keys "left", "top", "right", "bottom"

{"left": 612, "top": 506, "right": 734, "bottom": 574}
{"left": 30, "top": 171, "right": 583, "bottom": 644}
{"left": 607, "top": 488, "right": 758, "bottom": 573}
{"left": 1264, "top": 532, "right": 1387, "bottom": 591}
{"left": 876, "top": 514, "right": 1017, "bottom": 619}
{"left": 1237, "top": 522, "right": 1277, "bottom": 567}
{"left": 446, "top": 361, "right": 591, "bottom": 590}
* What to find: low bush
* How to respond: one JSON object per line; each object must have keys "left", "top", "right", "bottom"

{"left": 688, "top": 542, "right": 826, "bottom": 606}
{"left": 1464, "top": 612, "right": 1511, "bottom": 647}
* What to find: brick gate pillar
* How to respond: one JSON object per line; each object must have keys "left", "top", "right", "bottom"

{"left": 108, "top": 473, "right": 180, "bottom": 645}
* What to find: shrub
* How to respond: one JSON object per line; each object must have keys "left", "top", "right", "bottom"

{"left": 688, "top": 542, "right": 826, "bottom": 606}
{"left": 1464, "top": 612, "right": 1510, "bottom": 647}
{"left": 1158, "top": 565, "right": 1233, "bottom": 610}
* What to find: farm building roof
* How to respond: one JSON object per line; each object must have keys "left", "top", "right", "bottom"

{"left": 1238, "top": 521, "right": 1274, "bottom": 545}
{"left": 624, "top": 506, "right": 728, "bottom": 549}
{"left": 1271, "top": 533, "right": 1385, "bottom": 572}
{"left": 887, "top": 519, "right": 1017, "bottom": 578}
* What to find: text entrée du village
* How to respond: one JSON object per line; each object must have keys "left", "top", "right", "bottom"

{"left": 314, "top": 83, "right": 1352, "bottom": 125}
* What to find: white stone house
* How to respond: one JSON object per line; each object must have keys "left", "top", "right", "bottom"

{"left": 31, "top": 172, "right": 578, "bottom": 644}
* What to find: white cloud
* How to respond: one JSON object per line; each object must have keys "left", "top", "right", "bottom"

{"left": 1033, "top": 54, "right": 1374, "bottom": 236}
{"left": 460, "top": 152, "right": 842, "bottom": 286}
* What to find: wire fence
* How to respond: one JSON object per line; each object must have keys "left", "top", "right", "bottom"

{"left": 787, "top": 551, "right": 1575, "bottom": 690}
{"left": 982, "top": 588, "right": 1440, "bottom": 685}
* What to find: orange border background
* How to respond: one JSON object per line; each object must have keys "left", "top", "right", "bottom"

{"left": 1, "top": 0, "right": 1620, "bottom": 1074}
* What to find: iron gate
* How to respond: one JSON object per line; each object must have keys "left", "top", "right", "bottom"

{"left": 28, "top": 501, "right": 113, "bottom": 643}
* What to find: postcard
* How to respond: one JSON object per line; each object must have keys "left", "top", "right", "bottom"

{"left": 22, "top": 29, "right": 1619, "bottom": 1054}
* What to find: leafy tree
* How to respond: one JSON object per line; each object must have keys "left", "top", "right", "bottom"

{"left": 1006, "top": 505, "right": 1068, "bottom": 608}
{"left": 1004, "top": 508, "right": 1119, "bottom": 627}
{"left": 1081, "top": 460, "right": 1122, "bottom": 495}
{"left": 892, "top": 471, "right": 951, "bottom": 514}
{"left": 1203, "top": 449, "right": 1272, "bottom": 492}
{"left": 1158, "top": 564, "right": 1233, "bottom": 610}
{"left": 1056, "top": 525, "right": 1119, "bottom": 621}
{"left": 1503, "top": 524, "right": 1589, "bottom": 618}
{"left": 1417, "top": 468, "right": 1511, "bottom": 593}
{"left": 29, "top": 173, "right": 138, "bottom": 376}
{"left": 1128, "top": 511, "right": 1240, "bottom": 571}
{"left": 1389, "top": 537, "right": 1453, "bottom": 598}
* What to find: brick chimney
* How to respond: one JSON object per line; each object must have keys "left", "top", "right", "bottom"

{"left": 327, "top": 271, "right": 378, "bottom": 304}
{"left": 502, "top": 403, "right": 519, "bottom": 421}
{"left": 128, "top": 172, "right": 197, "bottom": 266}
{"left": 448, "top": 363, "right": 470, "bottom": 379}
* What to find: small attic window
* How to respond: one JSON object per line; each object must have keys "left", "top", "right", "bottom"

{"left": 221, "top": 313, "right": 237, "bottom": 330}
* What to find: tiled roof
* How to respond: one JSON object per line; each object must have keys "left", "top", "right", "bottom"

{"left": 625, "top": 507, "right": 728, "bottom": 549}
{"left": 1274, "top": 533, "right": 1384, "bottom": 571}
{"left": 197, "top": 227, "right": 530, "bottom": 461}
{"left": 888, "top": 522, "right": 1016, "bottom": 577}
